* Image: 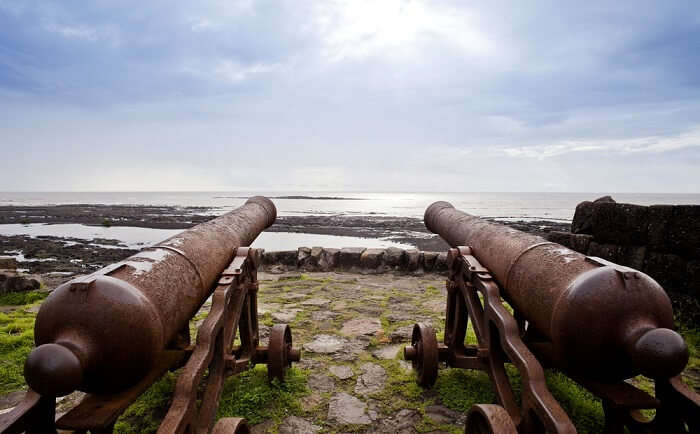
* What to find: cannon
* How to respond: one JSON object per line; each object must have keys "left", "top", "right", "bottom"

{"left": 404, "top": 201, "right": 699, "bottom": 433}
{"left": 0, "top": 196, "right": 300, "bottom": 434}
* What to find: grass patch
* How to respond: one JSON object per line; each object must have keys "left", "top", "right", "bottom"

{"left": 0, "top": 309, "right": 36, "bottom": 394}
{"left": 114, "top": 372, "right": 177, "bottom": 434}
{"left": 217, "top": 365, "right": 309, "bottom": 425}
{"left": 0, "top": 291, "right": 48, "bottom": 306}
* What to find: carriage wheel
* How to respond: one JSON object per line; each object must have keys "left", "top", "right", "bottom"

{"left": 268, "top": 324, "right": 299, "bottom": 382}
{"left": 404, "top": 323, "right": 439, "bottom": 387}
{"left": 465, "top": 404, "right": 517, "bottom": 434}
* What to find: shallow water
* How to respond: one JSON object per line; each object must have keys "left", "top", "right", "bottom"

{"left": 3, "top": 191, "right": 698, "bottom": 221}
{"left": 0, "top": 223, "right": 412, "bottom": 250}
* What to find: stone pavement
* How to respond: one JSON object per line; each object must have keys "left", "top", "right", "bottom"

{"left": 251, "top": 271, "right": 465, "bottom": 433}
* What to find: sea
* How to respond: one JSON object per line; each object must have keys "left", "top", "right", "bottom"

{"left": 1, "top": 191, "right": 698, "bottom": 250}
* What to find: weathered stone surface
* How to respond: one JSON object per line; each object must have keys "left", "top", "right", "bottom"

{"left": 310, "top": 246, "right": 323, "bottom": 268}
{"left": 278, "top": 417, "right": 318, "bottom": 434}
{"left": 645, "top": 252, "right": 687, "bottom": 290}
{"left": 263, "top": 250, "right": 296, "bottom": 266}
{"left": 390, "top": 325, "right": 414, "bottom": 343}
{"left": 687, "top": 261, "right": 700, "bottom": 297}
{"left": 406, "top": 249, "right": 420, "bottom": 271}
{"left": 1, "top": 274, "right": 40, "bottom": 294}
{"left": 385, "top": 247, "right": 406, "bottom": 268}
{"left": 648, "top": 205, "right": 673, "bottom": 252}
{"left": 372, "top": 345, "right": 401, "bottom": 360}
{"left": 251, "top": 420, "right": 275, "bottom": 434}
{"left": 355, "top": 363, "right": 387, "bottom": 396}
{"left": 318, "top": 248, "right": 339, "bottom": 270}
{"left": 422, "top": 251, "right": 438, "bottom": 272}
{"left": 572, "top": 196, "right": 615, "bottom": 234}
{"left": 570, "top": 233, "right": 593, "bottom": 253}
{"left": 272, "top": 309, "right": 300, "bottom": 322}
{"left": 327, "top": 393, "right": 371, "bottom": 425}
{"left": 308, "top": 373, "right": 335, "bottom": 393}
{"left": 339, "top": 247, "right": 366, "bottom": 269}
{"left": 435, "top": 252, "right": 448, "bottom": 271}
{"left": 278, "top": 416, "right": 321, "bottom": 434}
{"left": 340, "top": 317, "right": 382, "bottom": 336}
{"left": 546, "top": 231, "right": 571, "bottom": 248}
{"left": 303, "top": 334, "right": 348, "bottom": 354}
{"left": 329, "top": 365, "right": 354, "bottom": 379}
{"left": 425, "top": 405, "right": 466, "bottom": 426}
{"left": 667, "top": 206, "right": 700, "bottom": 259}
{"left": 311, "top": 310, "right": 337, "bottom": 321}
{"left": 361, "top": 248, "right": 385, "bottom": 269}
{"left": 301, "top": 297, "right": 331, "bottom": 307}
{"left": 0, "top": 258, "right": 17, "bottom": 270}
{"left": 368, "top": 409, "right": 421, "bottom": 433}
{"left": 385, "top": 312, "right": 413, "bottom": 323}
{"left": 297, "top": 247, "right": 312, "bottom": 268}
{"left": 590, "top": 202, "right": 649, "bottom": 245}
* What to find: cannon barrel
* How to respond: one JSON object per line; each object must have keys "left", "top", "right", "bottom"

{"left": 25, "top": 196, "right": 276, "bottom": 396}
{"left": 425, "top": 201, "right": 688, "bottom": 382}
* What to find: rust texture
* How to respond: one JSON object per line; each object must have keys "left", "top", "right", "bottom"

{"left": 406, "top": 201, "right": 700, "bottom": 433}
{"left": 1, "top": 197, "right": 300, "bottom": 434}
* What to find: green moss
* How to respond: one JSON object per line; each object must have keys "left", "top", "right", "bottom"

{"left": 114, "top": 372, "right": 177, "bottom": 434}
{"left": 217, "top": 365, "right": 310, "bottom": 425}
{"left": 0, "top": 291, "right": 48, "bottom": 306}
{"left": 545, "top": 372, "right": 605, "bottom": 433}
{"left": 0, "top": 309, "right": 36, "bottom": 394}
{"left": 434, "top": 368, "right": 495, "bottom": 412}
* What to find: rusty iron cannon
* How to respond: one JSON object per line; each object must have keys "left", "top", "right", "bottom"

{"left": 404, "top": 201, "right": 699, "bottom": 433}
{"left": 0, "top": 196, "right": 300, "bottom": 434}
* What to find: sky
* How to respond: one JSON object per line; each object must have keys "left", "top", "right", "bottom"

{"left": 1, "top": 0, "right": 699, "bottom": 192}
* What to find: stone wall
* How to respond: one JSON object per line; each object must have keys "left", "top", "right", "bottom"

{"left": 261, "top": 247, "right": 448, "bottom": 274}
{"left": 546, "top": 196, "right": 699, "bottom": 303}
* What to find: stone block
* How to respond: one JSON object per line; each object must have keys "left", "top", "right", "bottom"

{"left": 297, "top": 247, "right": 312, "bottom": 269}
{"left": 644, "top": 252, "right": 686, "bottom": 292}
{"left": 360, "top": 248, "right": 385, "bottom": 269}
{"left": 318, "top": 248, "right": 339, "bottom": 270}
{"left": 590, "top": 202, "right": 649, "bottom": 245}
{"left": 422, "top": 252, "right": 438, "bottom": 272}
{"left": 546, "top": 231, "right": 572, "bottom": 248}
{"left": 339, "top": 247, "right": 365, "bottom": 270}
{"left": 385, "top": 247, "right": 406, "bottom": 268}
{"left": 667, "top": 206, "right": 700, "bottom": 259}
{"left": 570, "top": 234, "right": 593, "bottom": 254}
{"left": 686, "top": 260, "right": 700, "bottom": 297}
{"left": 264, "top": 250, "right": 297, "bottom": 267}
{"left": 406, "top": 249, "right": 420, "bottom": 271}
{"left": 647, "top": 205, "right": 673, "bottom": 252}
{"left": 587, "top": 242, "right": 623, "bottom": 264}
{"left": 434, "top": 252, "right": 448, "bottom": 272}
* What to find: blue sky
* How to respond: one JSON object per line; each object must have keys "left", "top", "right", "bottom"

{"left": 1, "top": 0, "right": 699, "bottom": 192}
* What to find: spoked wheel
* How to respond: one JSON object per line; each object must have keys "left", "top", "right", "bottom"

{"left": 212, "top": 417, "right": 250, "bottom": 433}
{"left": 267, "top": 324, "right": 300, "bottom": 382}
{"left": 465, "top": 404, "right": 517, "bottom": 434}
{"left": 403, "top": 323, "right": 439, "bottom": 387}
